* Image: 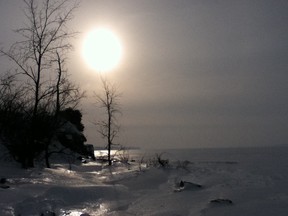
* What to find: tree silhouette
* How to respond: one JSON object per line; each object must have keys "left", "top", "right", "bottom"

{"left": 0, "top": 0, "right": 84, "bottom": 168}
{"left": 53, "top": 51, "right": 85, "bottom": 116}
{"left": 95, "top": 78, "right": 122, "bottom": 165}
{"left": 0, "top": 0, "right": 79, "bottom": 117}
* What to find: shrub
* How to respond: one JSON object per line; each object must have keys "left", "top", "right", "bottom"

{"left": 148, "top": 152, "right": 169, "bottom": 168}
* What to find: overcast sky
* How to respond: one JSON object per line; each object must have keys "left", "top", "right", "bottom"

{"left": 1, "top": 0, "right": 288, "bottom": 149}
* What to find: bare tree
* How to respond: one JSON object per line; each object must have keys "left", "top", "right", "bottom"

{"left": 0, "top": 0, "right": 82, "bottom": 168}
{"left": 95, "top": 78, "right": 122, "bottom": 165}
{"left": 0, "top": 74, "right": 27, "bottom": 114}
{"left": 0, "top": 71, "right": 85, "bottom": 168}
{"left": 0, "top": 74, "right": 31, "bottom": 166}
{"left": 39, "top": 50, "right": 85, "bottom": 168}
{"left": 0, "top": 0, "right": 80, "bottom": 117}
{"left": 53, "top": 50, "right": 85, "bottom": 115}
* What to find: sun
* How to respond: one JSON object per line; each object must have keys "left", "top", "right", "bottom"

{"left": 82, "top": 28, "right": 123, "bottom": 72}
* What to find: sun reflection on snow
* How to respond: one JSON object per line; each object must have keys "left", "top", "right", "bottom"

{"left": 59, "top": 202, "right": 109, "bottom": 216}
{"left": 98, "top": 203, "right": 109, "bottom": 214}
{"left": 60, "top": 210, "right": 83, "bottom": 216}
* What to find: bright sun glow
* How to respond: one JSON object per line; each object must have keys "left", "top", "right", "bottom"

{"left": 82, "top": 28, "right": 123, "bottom": 72}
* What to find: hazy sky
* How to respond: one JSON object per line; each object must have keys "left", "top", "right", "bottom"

{"left": 1, "top": 0, "right": 288, "bottom": 149}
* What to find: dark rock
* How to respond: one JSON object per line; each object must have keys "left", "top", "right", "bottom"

{"left": 210, "top": 199, "right": 233, "bottom": 205}
{"left": 0, "top": 185, "right": 10, "bottom": 189}
{"left": 40, "top": 210, "right": 56, "bottom": 216}
{"left": 80, "top": 213, "right": 91, "bottom": 216}
{"left": 85, "top": 144, "right": 96, "bottom": 160}
{"left": 184, "top": 181, "right": 202, "bottom": 188}
{"left": 0, "top": 178, "right": 7, "bottom": 184}
{"left": 175, "top": 180, "right": 202, "bottom": 192}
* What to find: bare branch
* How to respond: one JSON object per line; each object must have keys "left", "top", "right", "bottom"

{"left": 95, "top": 77, "right": 122, "bottom": 165}
{"left": 1, "top": 0, "right": 80, "bottom": 117}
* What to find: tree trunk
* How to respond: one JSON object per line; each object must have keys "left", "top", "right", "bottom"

{"left": 108, "top": 108, "right": 112, "bottom": 166}
{"left": 55, "top": 52, "right": 62, "bottom": 116}
{"left": 45, "top": 144, "right": 51, "bottom": 168}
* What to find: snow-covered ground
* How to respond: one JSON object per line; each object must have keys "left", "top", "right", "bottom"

{"left": 1, "top": 146, "right": 288, "bottom": 216}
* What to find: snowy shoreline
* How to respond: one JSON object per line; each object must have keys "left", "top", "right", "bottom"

{"left": 1, "top": 146, "right": 288, "bottom": 216}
